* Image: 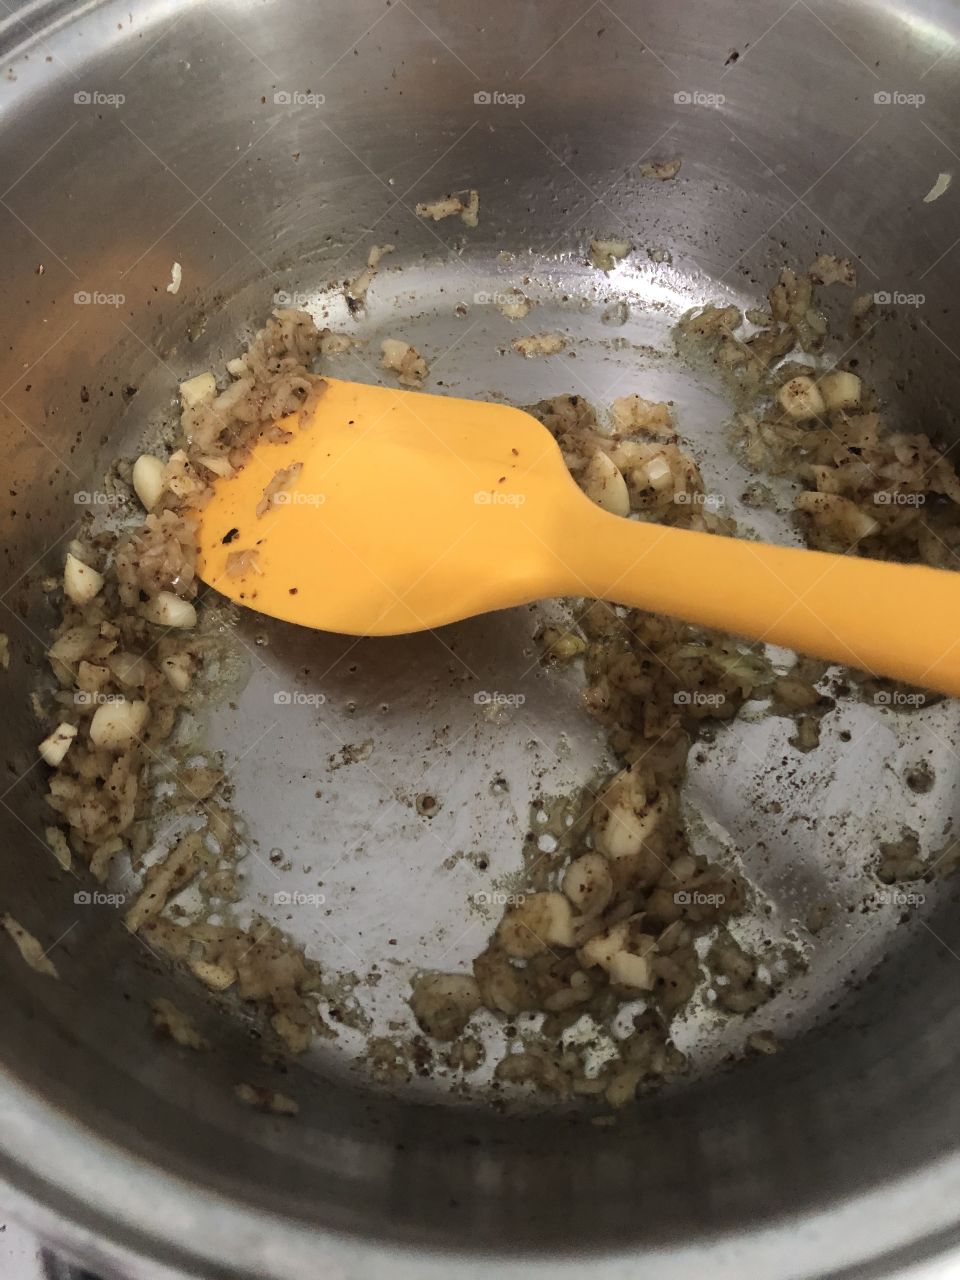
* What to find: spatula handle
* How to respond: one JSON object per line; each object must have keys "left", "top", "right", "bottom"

{"left": 555, "top": 503, "right": 960, "bottom": 697}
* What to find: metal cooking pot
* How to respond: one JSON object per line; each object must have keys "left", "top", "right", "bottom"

{"left": 3, "top": 1, "right": 960, "bottom": 1277}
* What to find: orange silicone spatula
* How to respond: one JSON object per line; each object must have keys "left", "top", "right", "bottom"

{"left": 196, "top": 377, "right": 960, "bottom": 696}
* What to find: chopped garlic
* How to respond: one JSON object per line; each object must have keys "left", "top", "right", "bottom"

{"left": 2, "top": 915, "right": 58, "bottom": 979}
{"left": 90, "top": 698, "right": 149, "bottom": 752}
{"left": 819, "top": 370, "right": 862, "bottom": 412}
{"left": 161, "top": 653, "right": 193, "bottom": 692}
{"left": 589, "top": 237, "right": 632, "bottom": 271}
{"left": 126, "top": 831, "right": 203, "bottom": 931}
{"left": 39, "top": 722, "right": 77, "bottom": 766}
{"left": 140, "top": 592, "right": 197, "bottom": 629}
{"left": 380, "top": 338, "right": 428, "bottom": 387}
{"left": 640, "top": 157, "right": 681, "bottom": 181}
{"left": 132, "top": 454, "right": 166, "bottom": 511}
{"left": 416, "top": 194, "right": 463, "bottom": 221}
{"left": 607, "top": 948, "right": 655, "bottom": 990}
{"left": 777, "top": 375, "right": 825, "bottom": 421}
{"left": 345, "top": 243, "right": 395, "bottom": 311}
{"left": 562, "top": 852, "right": 614, "bottom": 916}
{"left": 512, "top": 332, "right": 566, "bottom": 358}
{"left": 497, "top": 892, "right": 575, "bottom": 958}
{"left": 409, "top": 972, "right": 482, "bottom": 1040}
{"left": 582, "top": 451, "right": 630, "bottom": 517}
{"left": 541, "top": 627, "right": 587, "bottom": 662}
{"left": 610, "top": 394, "right": 674, "bottom": 437}
{"left": 579, "top": 920, "right": 631, "bottom": 969}
{"left": 45, "top": 826, "right": 72, "bottom": 871}
{"left": 319, "top": 329, "right": 355, "bottom": 356}
{"left": 63, "top": 552, "right": 103, "bottom": 606}
{"left": 179, "top": 371, "right": 216, "bottom": 409}
{"left": 197, "top": 454, "right": 234, "bottom": 478}
{"left": 495, "top": 289, "right": 532, "bottom": 320}
{"left": 256, "top": 463, "right": 304, "bottom": 517}
{"left": 593, "top": 767, "right": 666, "bottom": 859}
{"left": 152, "top": 997, "right": 209, "bottom": 1050}
{"left": 924, "top": 172, "right": 951, "bottom": 204}
{"left": 795, "top": 491, "right": 879, "bottom": 541}
{"left": 415, "top": 189, "right": 480, "bottom": 227}
{"left": 809, "top": 254, "right": 856, "bottom": 287}
{"left": 235, "top": 1082, "right": 298, "bottom": 1115}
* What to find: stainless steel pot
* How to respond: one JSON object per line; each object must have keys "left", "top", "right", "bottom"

{"left": 3, "top": 1, "right": 960, "bottom": 1277}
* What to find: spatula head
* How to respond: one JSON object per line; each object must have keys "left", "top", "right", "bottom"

{"left": 196, "top": 377, "right": 578, "bottom": 634}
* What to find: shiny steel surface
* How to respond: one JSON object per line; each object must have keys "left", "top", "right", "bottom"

{"left": 2, "top": 1, "right": 960, "bottom": 1277}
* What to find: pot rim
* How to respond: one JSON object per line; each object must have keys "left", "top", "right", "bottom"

{"left": 3, "top": 1064, "right": 960, "bottom": 1280}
